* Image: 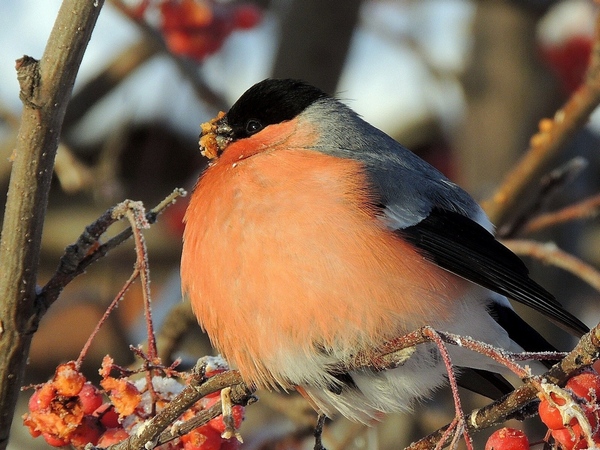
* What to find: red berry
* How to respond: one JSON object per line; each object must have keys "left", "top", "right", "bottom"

{"left": 204, "top": 363, "right": 227, "bottom": 378}
{"left": 69, "top": 415, "right": 103, "bottom": 448}
{"left": 539, "top": 395, "right": 576, "bottom": 430}
{"left": 485, "top": 427, "right": 529, "bottom": 450}
{"left": 28, "top": 390, "right": 42, "bottom": 413}
{"left": 27, "top": 426, "right": 41, "bottom": 439}
{"left": 179, "top": 0, "right": 213, "bottom": 28}
{"left": 583, "top": 404, "right": 599, "bottom": 430}
{"left": 539, "top": 398, "right": 565, "bottom": 430}
{"left": 78, "top": 383, "right": 103, "bottom": 415}
{"left": 42, "top": 432, "right": 69, "bottom": 447}
{"left": 29, "top": 383, "right": 56, "bottom": 412}
{"left": 165, "top": 30, "right": 194, "bottom": 55}
{"left": 567, "top": 372, "right": 600, "bottom": 402}
{"left": 96, "top": 404, "right": 120, "bottom": 429}
{"left": 200, "top": 391, "right": 221, "bottom": 410}
{"left": 182, "top": 425, "right": 222, "bottom": 450}
{"left": 97, "top": 427, "right": 129, "bottom": 447}
{"left": 552, "top": 425, "right": 585, "bottom": 450}
{"left": 232, "top": 5, "right": 261, "bottom": 29}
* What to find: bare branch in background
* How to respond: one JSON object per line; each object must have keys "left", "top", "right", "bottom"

{"left": 482, "top": 11, "right": 600, "bottom": 225}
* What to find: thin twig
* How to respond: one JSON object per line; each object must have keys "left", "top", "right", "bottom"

{"left": 498, "top": 157, "right": 589, "bottom": 238}
{"left": 113, "top": 202, "right": 158, "bottom": 352}
{"left": 98, "top": 322, "right": 600, "bottom": 450}
{"left": 422, "top": 328, "right": 472, "bottom": 450}
{"left": 503, "top": 239, "right": 600, "bottom": 294}
{"left": 76, "top": 269, "right": 140, "bottom": 369}
{"left": 521, "top": 193, "right": 600, "bottom": 234}
{"left": 115, "top": 200, "right": 162, "bottom": 412}
{"left": 38, "top": 188, "right": 186, "bottom": 315}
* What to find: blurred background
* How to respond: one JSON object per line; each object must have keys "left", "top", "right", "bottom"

{"left": 2, "top": 0, "right": 600, "bottom": 448}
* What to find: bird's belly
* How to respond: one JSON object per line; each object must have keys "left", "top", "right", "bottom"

{"left": 182, "top": 149, "right": 471, "bottom": 389}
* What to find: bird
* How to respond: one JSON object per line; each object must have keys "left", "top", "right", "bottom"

{"left": 181, "top": 78, "right": 588, "bottom": 423}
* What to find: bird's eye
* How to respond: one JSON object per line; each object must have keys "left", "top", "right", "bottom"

{"left": 245, "top": 119, "right": 263, "bottom": 135}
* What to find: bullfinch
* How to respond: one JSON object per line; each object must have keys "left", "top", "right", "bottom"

{"left": 181, "top": 78, "right": 588, "bottom": 423}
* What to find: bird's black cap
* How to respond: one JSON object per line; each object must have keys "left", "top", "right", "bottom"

{"left": 225, "top": 79, "right": 328, "bottom": 140}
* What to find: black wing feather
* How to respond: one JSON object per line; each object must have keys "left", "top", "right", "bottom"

{"left": 397, "top": 208, "right": 588, "bottom": 337}
{"left": 457, "top": 368, "right": 515, "bottom": 400}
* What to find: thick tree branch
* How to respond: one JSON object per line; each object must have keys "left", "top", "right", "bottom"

{"left": 0, "top": 1, "right": 105, "bottom": 446}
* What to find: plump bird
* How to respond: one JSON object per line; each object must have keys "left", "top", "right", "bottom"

{"left": 181, "top": 78, "right": 587, "bottom": 422}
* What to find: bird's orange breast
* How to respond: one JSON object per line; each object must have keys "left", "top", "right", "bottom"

{"left": 181, "top": 118, "right": 468, "bottom": 388}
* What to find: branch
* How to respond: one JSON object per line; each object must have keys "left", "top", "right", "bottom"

{"left": 482, "top": 9, "right": 600, "bottom": 225}
{"left": 38, "top": 188, "right": 186, "bottom": 317}
{"left": 408, "top": 324, "right": 600, "bottom": 449}
{"left": 521, "top": 193, "right": 600, "bottom": 234}
{"left": 108, "top": 362, "right": 254, "bottom": 450}
{"left": 0, "top": 0, "right": 105, "bottom": 446}
{"left": 497, "top": 157, "right": 588, "bottom": 238}
{"left": 503, "top": 239, "right": 600, "bottom": 294}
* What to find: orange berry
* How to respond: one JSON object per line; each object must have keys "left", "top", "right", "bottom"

{"left": 54, "top": 363, "right": 86, "bottom": 397}
{"left": 485, "top": 428, "right": 529, "bottom": 450}
{"left": 552, "top": 425, "right": 584, "bottom": 450}
{"left": 97, "top": 427, "right": 129, "bottom": 447}
{"left": 539, "top": 397, "right": 574, "bottom": 430}
{"left": 567, "top": 372, "right": 600, "bottom": 402}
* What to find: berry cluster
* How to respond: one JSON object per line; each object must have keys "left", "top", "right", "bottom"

{"left": 484, "top": 370, "right": 600, "bottom": 450}
{"left": 538, "top": 371, "right": 600, "bottom": 449}
{"left": 23, "top": 357, "right": 244, "bottom": 449}
{"left": 23, "top": 362, "right": 107, "bottom": 448}
{"left": 132, "top": 0, "right": 261, "bottom": 61}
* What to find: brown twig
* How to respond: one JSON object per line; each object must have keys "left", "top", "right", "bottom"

{"left": 521, "top": 193, "right": 600, "bottom": 234}
{"left": 112, "top": 200, "right": 162, "bottom": 411}
{"left": 482, "top": 10, "right": 600, "bottom": 225}
{"left": 103, "top": 323, "right": 596, "bottom": 450}
{"left": 498, "top": 157, "right": 589, "bottom": 238}
{"left": 113, "top": 201, "right": 157, "bottom": 359}
{"left": 422, "top": 328, "right": 472, "bottom": 450}
{"left": 0, "top": 1, "right": 105, "bottom": 446}
{"left": 503, "top": 239, "right": 600, "bottom": 294}
{"left": 38, "top": 188, "right": 186, "bottom": 315}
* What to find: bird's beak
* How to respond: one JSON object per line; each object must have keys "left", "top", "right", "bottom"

{"left": 199, "top": 111, "right": 233, "bottom": 160}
